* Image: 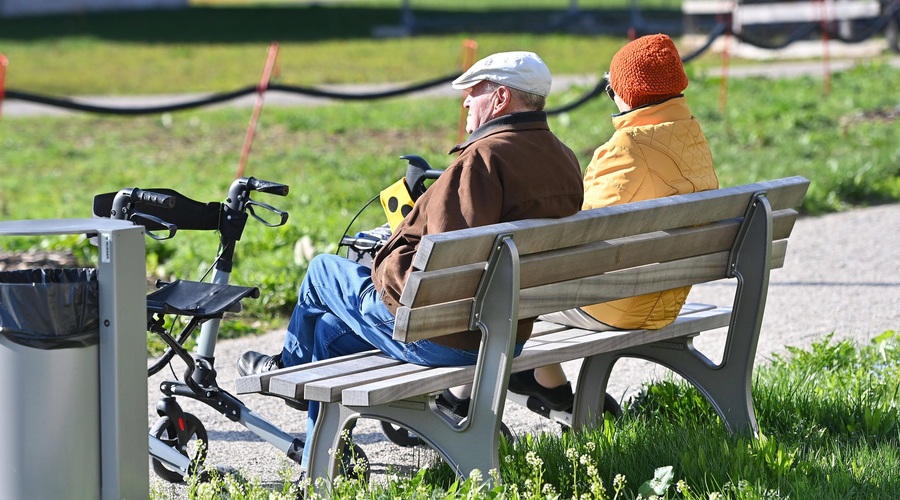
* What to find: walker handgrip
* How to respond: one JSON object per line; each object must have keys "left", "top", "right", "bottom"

{"left": 135, "top": 189, "right": 176, "bottom": 208}
{"left": 110, "top": 188, "right": 176, "bottom": 220}
{"left": 401, "top": 155, "right": 444, "bottom": 201}
{"left": 248, "top": 177, "right": 289, "bottom": 196}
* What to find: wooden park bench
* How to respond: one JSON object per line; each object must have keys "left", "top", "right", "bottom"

{"left": 682, "top": 0, "right": 884, "bottom": 39}
{"left": 235, "top": 176, "right": 810, "bottom": 485}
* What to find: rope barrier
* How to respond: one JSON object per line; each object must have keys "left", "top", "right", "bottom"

{"left": 682, "top": 21, "right": 729, "bottom": 63}
{"left": 546, "top": 79, "right": 607, "bottom": 115}
{"left": 4, "top": 86, "right": 257, "bottom": 115}
{"left": 2, "top": 6, "right": 896, "bottom": 117}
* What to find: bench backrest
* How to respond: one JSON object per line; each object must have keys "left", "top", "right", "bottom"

{"left": 393, "top": 176, "right": 810, "bottom": 342}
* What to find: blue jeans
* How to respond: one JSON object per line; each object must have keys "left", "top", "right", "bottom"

{"left": 281, "top": 254, "right": 489, "bottom": 466}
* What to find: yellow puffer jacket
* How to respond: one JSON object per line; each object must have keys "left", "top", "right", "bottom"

{"left": 581, "top": 96, "right": 719, "bottom": 330}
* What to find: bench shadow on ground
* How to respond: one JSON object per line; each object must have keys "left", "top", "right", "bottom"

{"left": 204, "top": 426, "right": 434, "bottom": 479}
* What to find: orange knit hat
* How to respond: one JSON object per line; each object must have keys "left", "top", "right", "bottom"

{"left": 609, "top": 34, "right": 688, "bottom": 108}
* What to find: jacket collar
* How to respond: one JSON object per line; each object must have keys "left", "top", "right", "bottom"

{"left": 449, "top": 111, "right": 549, "bottom": 154}
{"left": 612, "top": 96, "right": 691, "bottom": 129}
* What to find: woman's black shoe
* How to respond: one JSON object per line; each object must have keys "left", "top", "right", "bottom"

{"left": 508, "top": 369, "right": 574, "bottom": 412}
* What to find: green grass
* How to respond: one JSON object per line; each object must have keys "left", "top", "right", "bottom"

{"left": 2, "top": 3, "right": 898, "bottom": 328}
{"left": 1, "top": 30, "right": 632, "bottom": 95}
{"left": 2, "top": 62, "right": 899, "bottom": 327}
{"left": 2, "top": 1, "right": 741, "bottom": 95}
{"left": 150, "top": 331, "right": 900, "bottom": 499}
{"left": 498, "top": 331, "right": 900, "bottom": 498}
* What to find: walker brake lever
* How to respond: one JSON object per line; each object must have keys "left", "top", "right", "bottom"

{"left": 130, "top": 212, "right": 178, "bottom": 240}
{"left": 246, "top": 199, "right": 289, "bottom": 227}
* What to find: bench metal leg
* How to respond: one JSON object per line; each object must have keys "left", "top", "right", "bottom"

{"left": 644, "top": 337, "right": 757, "bottom": 436}
{"left": 307, "top": 402, "right": 359, "bottom": 492}
{"left": 572, "top": 352, "right": 616, "bottom": 428}
{"left": 575, "top": 337, "right": 759, "bottom": 437}
{"left": 574, "top": 193, "right": 773, "bottom": 438}
{"left": 349, "top": 398, "right": 505, "bottom": 482}
{"left": 307, "top": 397, "right": 505, "bottom": 486}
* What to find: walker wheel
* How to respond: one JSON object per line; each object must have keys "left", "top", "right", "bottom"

{"left": 150, "top": 412, "right": 209, "bottom": 483}
{"left": 381, "top": 421, "right": 425, "bottom": 447}
{"left": 381, "top": 420, "right": 515, "bottom": 446}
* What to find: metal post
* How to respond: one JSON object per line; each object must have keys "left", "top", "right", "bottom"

{"left": 97, "top": 224, "right": 148, "bottom": 499}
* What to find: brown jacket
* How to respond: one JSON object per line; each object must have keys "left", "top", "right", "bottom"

{"left": 372, "top": 111, "right": 584, "bottom": 349}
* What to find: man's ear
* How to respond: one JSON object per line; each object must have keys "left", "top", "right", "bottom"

{"left": 493, "top": 86, "right": 512, "bottom": 114}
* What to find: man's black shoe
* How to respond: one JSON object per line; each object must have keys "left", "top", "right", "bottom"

{"left": 435, "top": 389, "right": 470, "bottom": 420}
{"left": 237, "top": 351, "right": 283, "bottom": 377}
{"left": 508, "top": 369, "right": 574, "bottom": 412}
{"left": 237, "top": 352, "right": 309, "bottom": 411}
{"left": 436, "top": 389, "right": 516, "bottom": 443}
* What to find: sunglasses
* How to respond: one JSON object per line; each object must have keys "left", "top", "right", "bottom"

{"left": 604, "top": 72, "right": 615, "bottom": 101}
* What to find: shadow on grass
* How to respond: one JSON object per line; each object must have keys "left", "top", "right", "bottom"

{"left": 0, "top": 5, "right": 683, "bottom": 43}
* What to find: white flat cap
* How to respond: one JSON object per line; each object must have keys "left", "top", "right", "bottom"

{"left": 451, "top": 51, "right": 552, "bottom": 97}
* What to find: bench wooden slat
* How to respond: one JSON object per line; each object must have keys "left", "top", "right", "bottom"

{"left": 735, "top": 1, "right": 880, "bottom": 25}
{"left": 267, "top": 354, "right": 402, "bottom": 401}
{"left": 524, "top": 303, "right": 720, "bottom": 348}
{"left": 530, "top": 319, "right": 575, "bottom": 336}
{"left": 344, "top": 306, "right": 732, "bottom": 407}
{"left": 234, "top": 350, "right": 379, "bottom": 394}
{"left": 395, "top": 240, "right": 786, "bottom": 342}
{"left": 528, "top": 302, "right": 716, "bottom": 340}
{"left": 413, "top": 177, "right": 808, "bottom": 272}
{"left": 301, "top": 363, "right": 433, "bottom": 403}
{"left": 514, "top": 307, "right": 732, "bottom": 369}
{"left": 682, "top": 0, "right": 735, "bottom": 15}
{"left": 401, "top": 209, "right": 797, "bottom": 309}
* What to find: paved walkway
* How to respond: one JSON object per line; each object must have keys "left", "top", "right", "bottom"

{"left": 149, "top": 201, "right": 899, "bottom": 497}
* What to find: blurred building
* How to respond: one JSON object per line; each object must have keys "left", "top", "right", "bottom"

{"left": 0, "top": 0, "right": 186, "bottom": 17}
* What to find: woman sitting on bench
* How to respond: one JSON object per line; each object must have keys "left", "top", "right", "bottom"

{"left": 505, "top": 33, "right": 721, "bottom": 414}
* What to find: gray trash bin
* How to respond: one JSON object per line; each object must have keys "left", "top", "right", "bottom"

{"left": 0, "top": 268, "right": 101, "bottom": 500}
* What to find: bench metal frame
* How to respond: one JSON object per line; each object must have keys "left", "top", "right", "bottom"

{"left": 236, "top": 176, "right": 810, "bottom": 489}
{"left": 310, "top": 234, "right": 521, "bottom": 480}
{"left": 573, "top": 192, "right": 772, "bottom": 434}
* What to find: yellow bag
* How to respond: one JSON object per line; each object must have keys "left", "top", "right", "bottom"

{"left": 380, "top": 178, "right": 415, "bottom": 231}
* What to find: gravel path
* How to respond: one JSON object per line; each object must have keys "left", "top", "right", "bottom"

{"left": 149, "top": 201, "right": 900, "bottom": 497}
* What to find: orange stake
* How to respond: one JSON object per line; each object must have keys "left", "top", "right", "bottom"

{"left": 456, "top": 39, "right": 478, "bottom": 145}
{"left": 0, "top": 54, "right": 8, "bottom": 120}
{"left": 817, "top": 0, "right": 832, "bottom": 95}
{"left": 718, "top": 11, "right": 732, "bottom": 116}
{"left": 235, "top": 42, "right": 280, "bottom": 180}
